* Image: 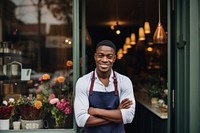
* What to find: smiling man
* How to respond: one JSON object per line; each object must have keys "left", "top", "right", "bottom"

{"left": 74, "top": 40, "right": 136, "bottom": 133}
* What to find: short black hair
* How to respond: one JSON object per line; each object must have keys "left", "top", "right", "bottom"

{"left": 96, "top": 40, "right": 116, "bottom": 52}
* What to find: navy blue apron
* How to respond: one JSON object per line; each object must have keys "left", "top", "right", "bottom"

{"left": 85, "top": 71, "right": 124, "bottom": 133}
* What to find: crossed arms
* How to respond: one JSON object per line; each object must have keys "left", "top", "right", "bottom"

{"left": 85, "top": 98, "right": 133, "bottom": 127}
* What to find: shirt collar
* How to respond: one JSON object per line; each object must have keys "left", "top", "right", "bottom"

{"left": 94, "top": 69, "right": 114, "bottom": 82}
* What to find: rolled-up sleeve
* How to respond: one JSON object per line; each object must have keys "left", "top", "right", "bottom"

{"left": 119, "top": 76, "right": 136, "bottom": 124}
{"left": 74, "top": 77, "right": 90, "bottom": 127}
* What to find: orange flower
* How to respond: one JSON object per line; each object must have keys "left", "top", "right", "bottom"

{"left": 42, "top": 74, "right": 50, "bottom": 80}
{"left": 34, "top": 100, "right": 42, "bottom": 109}
{"left": 57, "top": 76, "right": 65, "bottom": 83}
{"left": 66, "top": 60, "right": 73, "bottom": 67}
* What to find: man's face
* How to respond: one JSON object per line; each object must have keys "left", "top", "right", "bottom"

{"left": 94, "top": 45, "right": 116, "bottom": 73}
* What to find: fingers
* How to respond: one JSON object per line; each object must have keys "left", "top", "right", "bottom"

{"left": 118, "top": 98, "right": 133, "bottom": 109}
{"left": 122, "top": 100, "right": 132, "bottom": 108}
{"left": 121, "top": 98, "right": 129, "bottom": 104}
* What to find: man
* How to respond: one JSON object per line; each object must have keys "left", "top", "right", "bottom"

{"left": 74, "top": 40, "right": 136, "bottom": 133}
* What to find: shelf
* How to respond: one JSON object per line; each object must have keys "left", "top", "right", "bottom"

{"left": 135, "top": 89, "right": 168, "bottom": 119}
{"left": 0, "top": 53, "right": 22, "bottom": 57}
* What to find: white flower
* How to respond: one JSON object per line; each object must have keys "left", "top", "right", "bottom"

{"left": 164, "top": 89, "right": 168, "bottom": 96}
{"left": 3, "top": 100, "right": 8, "bottom": 106}
{"left": 9, "top": 98, "right": 15, "bottom": 103}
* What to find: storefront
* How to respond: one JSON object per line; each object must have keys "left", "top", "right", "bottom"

{"left": 0, "top": 0, "right": 200, "bottom": 133}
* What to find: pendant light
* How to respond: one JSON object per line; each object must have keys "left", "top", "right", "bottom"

{"left": 138, "top": 27, "right": 145, "bottom": 41}
{"left": 115, "top": 21, "right": 121, "bottom": 35}
{"left": 144, "top": 22, "right": 151, "bottom": 34}
{"left": 125, "top": 37, "right": 132, "bottom": 49}
{"left": 153, "top": 0, "right": 167, "bottom": 44}
{"left": 130, "top": 33, "right": 136, "bottom": 45}
{"left": 114, "top": 0, "right": 121, "bottom": 35}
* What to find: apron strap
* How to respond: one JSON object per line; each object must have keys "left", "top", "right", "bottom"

{"left": 113, "top": 71, "right": 118, "bottom": 96}
{"left": 89, "top": 71, "right": 118, "bottom": 96}
{"left": 89, "top": 71, "right": 95, "bottom": 95}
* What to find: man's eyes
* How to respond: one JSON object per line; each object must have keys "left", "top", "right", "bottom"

{"left": 97, "top": 54, "right": 113, "bottom": 59}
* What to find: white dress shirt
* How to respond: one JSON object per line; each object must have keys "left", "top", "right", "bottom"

{"left": 74, "top": 69, "right": 136, "bottom": 127}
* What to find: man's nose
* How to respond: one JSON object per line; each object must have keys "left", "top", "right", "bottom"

{"left": 102, "top": 56, "right": 108, "bottom": 61}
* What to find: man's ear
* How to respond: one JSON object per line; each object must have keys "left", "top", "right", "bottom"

{"left": 113, "top": 54, "right": 116, "bottom": 62}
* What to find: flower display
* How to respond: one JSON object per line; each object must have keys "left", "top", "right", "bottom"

{"left": 36, "top": 74, "right": 73, "bottom": 128}
{"left": 0, "top": 98, "right": 15, "bottom": 119}
{"left": 18, "top": 95, "right": 48, "bottom": 120}
{"left": 49, "top": 95, "right": 72, "bottom": 127}
{"left": 17, "top": 74, "right": 51, "bottom": 120}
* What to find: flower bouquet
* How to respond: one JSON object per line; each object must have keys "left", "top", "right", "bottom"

{"left": 36, "top": 74, "right": 73, "bottom": 128}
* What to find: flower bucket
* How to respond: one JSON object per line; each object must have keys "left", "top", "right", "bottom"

{"left": 21, "top": 119, "right": 43, "bottom": 129}
{"left": 0, "top": 119, "right": 9, "bottom": 130}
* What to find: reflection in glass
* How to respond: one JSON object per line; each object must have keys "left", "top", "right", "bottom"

{"left": 1, "top": 0, "right": 73, "bottom": 129}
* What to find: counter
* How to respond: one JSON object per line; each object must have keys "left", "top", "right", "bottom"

{"left": 125, "top": 89, "right": 167, "bottom": 133}
{"left": 135, "top": 89, "right": 168, "bottom": 119}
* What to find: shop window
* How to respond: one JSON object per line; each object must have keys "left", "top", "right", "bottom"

{"left": 0, "top": 0, "right": 74, "bottom": 130}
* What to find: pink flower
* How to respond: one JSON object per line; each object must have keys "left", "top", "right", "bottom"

{"left": 48, "top": 93, "right": 55, "bottom": 101}
{"left": 36, "top": 88, "right": 42, "bottom": 93}
{"left": 56, "top": 99, "right": 68, "bottom": 111}
{"left": 38, "top": 77, "right": 43, "bottom": 81}
{"left": 63, "top": 106, "right": 72, "bottom": 114}
{"left": 27, "top": 96, "right": 32, "bottom": 101}
{"left": 56, "top": 102, "right": 65, "bottom": 111}
{"left": 60, "top": 98, "right": 70, "bottom": 104}
{"left": 50, "top": 98, "right": 59, "bottom": 104}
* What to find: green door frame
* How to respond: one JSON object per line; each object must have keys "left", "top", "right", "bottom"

{"left": 72, "top": 0, "right": 86, "bottom": 132}
{"left": 188, "top": 0, "right": 200, "bottom": 132}
{"left": 172, "top": 0, "right": 200, "bottom": 133}
{"left": 167, "top": 0, "right": 173, "bottom": 133}
{"left": 72, "top": 0, "right": 80, "bottom": 132}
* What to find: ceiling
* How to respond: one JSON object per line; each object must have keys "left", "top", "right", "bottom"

{"left": 84, "top": 0, "right": 167, "bottom": 48}
{"left": 85, "top": 0, "right": 167, "bottom": 27}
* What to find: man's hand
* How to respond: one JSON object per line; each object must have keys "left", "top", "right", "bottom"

{"left": 118, "top": 98, "right": 132, "bottom": 109}
{"left": 88, "top": 107, "right": 97, "bottom": 116}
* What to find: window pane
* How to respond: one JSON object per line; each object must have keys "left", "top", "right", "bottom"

{"left": 0, "top": 0, "right": 73, "bottom": 129}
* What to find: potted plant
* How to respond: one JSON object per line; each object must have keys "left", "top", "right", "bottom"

{"left": 17, "top": 95, "right": 48, "bottom": 129}
{"left": 0, "top": 98, "right": 15, "bottom": 130}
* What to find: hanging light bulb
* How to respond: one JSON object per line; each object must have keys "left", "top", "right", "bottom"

{"left": 116, "top": 29, "right": 121, "bottom": 35}
{"left": 138, "top": 27, "right": 145, "bottom": 41}
{"left": 130, "top": 33, "right": 136, "bottom": 45}
{"left": 115, "top": 21, "right": 121, "bottom": 35}
{"left": 144, "top": 22, "right": 151, "bottom": 34}
{"left": 153, "top": 0, "right": 167, "bottom": 44}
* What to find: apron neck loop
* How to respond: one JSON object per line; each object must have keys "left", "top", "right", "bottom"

{"left": 89, "top": 71, "right": 118, "bottom": 96}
